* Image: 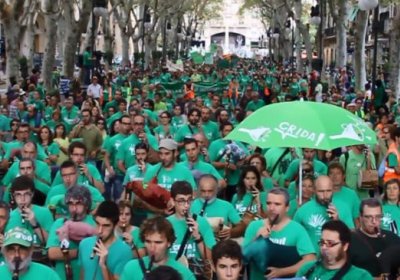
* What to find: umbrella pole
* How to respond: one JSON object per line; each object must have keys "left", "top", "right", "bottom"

{"left": 298, "top": 156, "right": 303, "bottom": 206}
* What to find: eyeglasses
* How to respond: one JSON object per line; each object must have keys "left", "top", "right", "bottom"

{"left": 122, "top": 122, "right": 131, "bottom": 125}
{"left": 318, "top": 240, "right": 341, "bottom": 248}
{"left": 160, "top": 116, "right": 168, "bottom": 119}
{"left": 362, "top": 214, "right": 383, "bottom": 221}
{"left": 175, "top": 199, "right": 193, "bottom": 206}
{"left": 134, "top": 122, "right": 145, "bottom": 126}
{"left": 14, "top": 192, "right": 33, "bottom": 199}
{"left": 190, "top": 114, "right": 200, "bottom": 117}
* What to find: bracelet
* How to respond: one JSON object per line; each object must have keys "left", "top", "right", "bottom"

{"left": 195, "top": 236, "right": 203, "bottom": 244}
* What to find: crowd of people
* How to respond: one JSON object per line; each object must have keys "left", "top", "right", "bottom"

{"left": 0, "top": 58, "right": 399, "bottom": 279}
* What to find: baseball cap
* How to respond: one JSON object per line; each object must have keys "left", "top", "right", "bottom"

{"left": 159, "top": 139, "right": 178, "bottom": 151}
{"left": 3, "top": 227, "right": 33, "bottom": 248}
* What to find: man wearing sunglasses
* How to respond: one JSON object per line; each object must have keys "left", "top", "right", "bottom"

{"left": 296, "top": 220, "right": 372, "bottom": 279}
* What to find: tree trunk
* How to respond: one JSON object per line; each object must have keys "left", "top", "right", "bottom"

{"left": 4, "top": 22, "right": 21, "bottom": 80}
{"left": 25, "top": 12, "right": 35, "bottom": 72}
{"left": 294, "top": 0, "right": 312, "bottom": 73}
{"left": 390, "top": 6, "right": 400, "bottom": 99}
{"left": 121, "top": 32, "right": 130, "bottom": 66}
{"left": 336, "top": 0, "right": 348, "bottom": 68}
{"left": 354, "top": 10, "right": 368, "bottom": 92}
{"left": 42, "top": 15, "right": 58, "bottom": 90}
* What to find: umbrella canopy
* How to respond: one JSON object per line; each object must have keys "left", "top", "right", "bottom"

{"left": 226, "top": 101, "right": 377, "bottom": 150}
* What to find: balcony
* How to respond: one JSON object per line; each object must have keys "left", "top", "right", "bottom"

{"left": 324, "top": 27, "right": 335, "bottom": 37}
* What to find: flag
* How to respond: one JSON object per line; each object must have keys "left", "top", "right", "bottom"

{"left": 204, "top": 53, "right": 214, "bottom": 65}
{"left": 191, "top": 52, "right": 204, "bottom": 64}
{"left": 166, "top": 60, "right": 184, "bottom": 72}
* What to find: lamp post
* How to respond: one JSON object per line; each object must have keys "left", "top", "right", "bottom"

{"left": 358, "top": 0, "right": 379, "bottom": 93}
{"left": 310, "top": 3, "right": 322, "bottom": 71}
{"left": 272, "top": 27, "right": 280, "bottom": 62}
{"left": 286, "top": 18, "right": 295, "bottom": 74}
{"left": 91, "top": 0, "right": 96, "bottom": 75}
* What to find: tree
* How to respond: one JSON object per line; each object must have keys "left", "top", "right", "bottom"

{"left": 0, "top": 0, "right": 32, "bottom": 80}
{"left": 328, "top": 0, "right": 348, "bottom": 69}
{"left": 41, "top": 0, "right": 62, "bottom": 90}
{"left": 353, "top": 9, "right": 368, "bottom": 92}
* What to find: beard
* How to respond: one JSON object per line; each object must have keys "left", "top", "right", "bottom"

{"left": 6, "top": 255, "right": 32, "bottom": 272}
{"left": 322, "top": 248, "right": 346, "bottom": 265}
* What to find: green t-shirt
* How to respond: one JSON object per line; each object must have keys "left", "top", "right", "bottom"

{"left": 123, "top": 163, "right": 152, "bottom": 185}
{"left": 265, "top": 148, "right": 296, "bottom": 187}
{"left": 154, "top": 125, "right": 177, "bottom": 140}
{"left": 334, "top": 186, "right": 361, "bottom": 219}
{"left": 208, "top": 139, "right": 248, "bottom": 186}
{"left": 180, "top": 160, "right": 223, "bottom": 181}
{"left": 2, "top": 159, "right": 51, "bottom": 186}
{"left": 120, "top": 256, "right": 196, "bottom": 280}
{"left": 339, "top": 150, "right": 376, "bottom": 199}
{"left": 116, "top": 133, "right": 158, "bottom": 170}
{"left": 243, "top": 219, "right": 316, "bottom": 280}
{"left": 296, "top": 260, "right": 373, "bottom": 279}
{"left": 61, "top": 106, "right": 80, "bottom": 133}
{"left": 6, "top": 205, "right": 54, "bottom": 246}
{"left": 201, "top": 120, "right": 220, "bottom": 141}
{"left": 46, "top": 216, "right": 95, "bottom": 280}
{"left": 293, "top": 198, "right": 355, "bottom": 252}
{"left": 171, "top": 115, "right": 187, "bottom": 130}
{"left": 143, "top": 163, "right": 196, "bottom": 191}
{"left": 284, "top": 158, "right": 328, "bottom": 183}
{"left": 51, "top": 162, "right": 103, "bottom": 187}
{"left": 190, "top": 198, "right": 241, "bottom": 226}
{"left": 382, "top": 203, "right": 400, "bottom": 236}
{"left": 103, "top": 133, "right": 129, "bottom": 175}
{"left": 245, "top": 99, "right": 265, "bottom": 112}
{"left": 175, "top": 124, "right": 201, "bottom": 145}
{"left": 45, "top": 183, "right": 104, "bottom": 216}
{"left": 231, "top": 192, "right": 267, "bottom": 216}
{"left": 167, "top": 214, "right": 216, "bottom": 259}
{"left": 79, "top": 236, "right": 132, "bottom": 280}
{"left": 0, "top": 262, "right": 61, "bottom": 280}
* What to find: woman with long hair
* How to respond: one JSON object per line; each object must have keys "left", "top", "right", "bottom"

{"left": 382, "top": 179, "right": 400, "bottom": 236}
{"left": 53, "top": 123, "right": 69, "bottom": 166}
{"left": 248, "top": 154, "right": 275, "bottom": 192}
{"left": 231, "top": 165, "right": 266, "bottom": 217}
{"left": 116, "top": 201, "right": 146, "bottom": 258}
{"left": 37, "top": 125, "right": 60, "bottom": 166}
{"left": 154, "top": 111, "right": 177, "bottom": 141}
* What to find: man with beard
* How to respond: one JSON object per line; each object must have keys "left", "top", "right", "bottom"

{"left": 200, "top": 107, "right": 220, "bottom": 142}
{"left": 208, "top": 122, "right": 248, "bottom": 201}
{"left": 45, "top": 160, "right": 104, "bottom": 218}
{"left": 117, "top": 114, "right": 158, "bottom": 172}
{"left": 182, "top": 138, "right": 225, "bottom": 187}
{"left": 47, "top": 185, "right": 97, "bottom": 280}
{"left": 191, "top": 175, "right": 242, "bottom": 240}
{"left": 68, "top": 109, "right": 103, "bottom": 163}
{"left": 0, "top": 227, "right": 60, "bottom": 279}
{"left": 143, "top": 139, "right": 195, "bottom": 192}
{"left": 175, "top": 108, "right": 205, "bottom": 151}
{"left": 243, "top": 188, "right": 315, "bottom": 280}
{"left": 349, "top": 198, "right": 400, "bottom": 278}
{"left": 6, "top": 175, "right": 53, "bottom": 263}
{"left": 296, "top": 220, "right": 373, "bottom": 279}
{"left": 294, "top": 176, "right": 355, "bottom": 251}
{"left": 120, "top": 216, "right": 195, "bottom": 280}
{"left": 79, "top": 201, "right": 132, "bottom": 280}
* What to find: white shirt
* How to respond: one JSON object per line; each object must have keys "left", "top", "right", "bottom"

{"left": 87, "top": 83, "right": 102, "bottom": 98}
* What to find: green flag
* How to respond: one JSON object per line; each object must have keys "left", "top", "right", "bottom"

{"left": 204, "top": 53, "right": 214, "bottom": 65}
{"left": 210, "top": 43, "right": 218, "bottom": 54}
{"left": 191, "top": 52, "right": 204, "bottom": 64}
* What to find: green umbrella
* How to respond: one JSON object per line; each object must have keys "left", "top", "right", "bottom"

{"left": 225, "top": 101, "right": 377, "bottom": 150}
{"left": 226, "top": 101, "right": 377, "bottom": 204}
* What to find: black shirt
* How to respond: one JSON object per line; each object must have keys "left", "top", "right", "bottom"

{"left": 349, "top": 229, "right": 400, "bottom": 276}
